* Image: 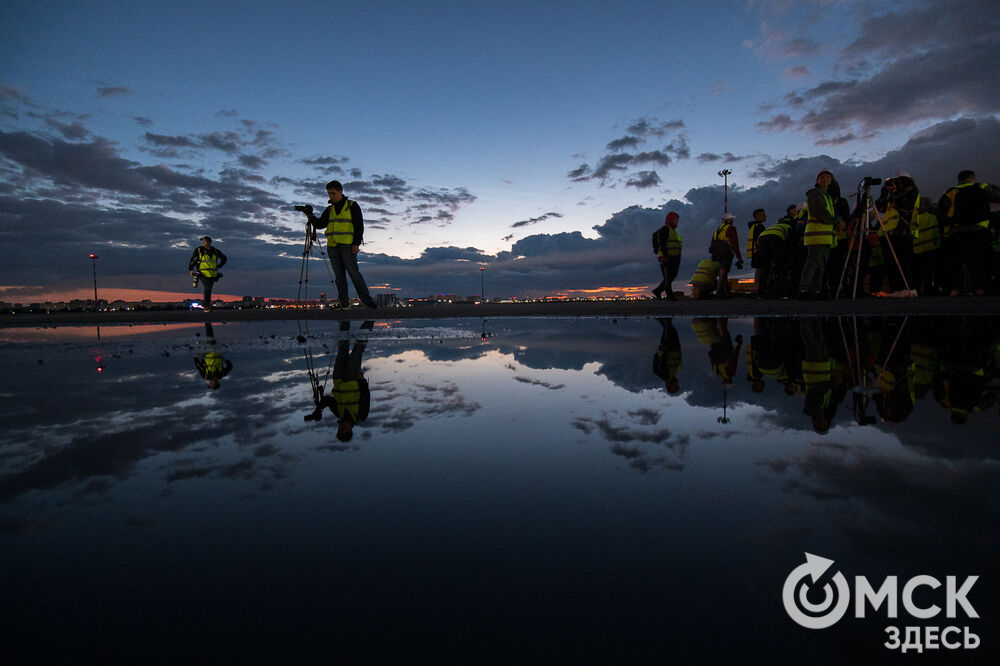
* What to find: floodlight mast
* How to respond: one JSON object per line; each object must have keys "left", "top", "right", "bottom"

{"left": 718, "top": 169, "right": 733, "bottom": 214}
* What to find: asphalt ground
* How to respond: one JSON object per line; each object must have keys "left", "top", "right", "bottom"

{"left": 4, "top": 294, "right": 1000, "bottom": 327}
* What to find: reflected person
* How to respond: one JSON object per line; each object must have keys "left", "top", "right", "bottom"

{"left": 306, "top": 339, "right": 370, "bottom": 441}
{"left": 800, "top": 318, "right": 836, "bottom": 434}
{"left": 652, "top": 318, "right": 682, "bottom": 394}
{"left": 194, "top": 322, "right": 233, "bottom": 390}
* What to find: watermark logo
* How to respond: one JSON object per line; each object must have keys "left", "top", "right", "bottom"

{"left": 782, "top": 552, "right": 851, "bottom": 629}
{"left": 781, "top": 553, "right": 981, "bottom": 653}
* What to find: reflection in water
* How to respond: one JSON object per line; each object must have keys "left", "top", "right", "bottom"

{"left": 0, "top": 316, "right": 996, "bottom": 662}
{"left": 303, "top": 321, "right": 372, "bottom": 442}
{"left": 192, "top": 321, "right": 233, "bottom": 390}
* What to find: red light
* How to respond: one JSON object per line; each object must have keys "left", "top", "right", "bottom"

{"left": 89, "top": 253, "right": 97, "bottom": 259}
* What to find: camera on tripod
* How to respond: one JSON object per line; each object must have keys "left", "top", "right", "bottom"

{"left": 294, "top": 204, "right": 313, "bottom": 214}
{"left": 859, "top": 176, "right": 881, "bottom": 188}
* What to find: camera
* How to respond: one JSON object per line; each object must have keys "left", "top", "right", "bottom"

{"left": 860, "top": 176, "right": 881, "bottom": 187}
{"left": 192, "top": 272, "right": 200, "bottom": 288}
{"left": 294, "top": 204, "right": 313, "bottom": 214}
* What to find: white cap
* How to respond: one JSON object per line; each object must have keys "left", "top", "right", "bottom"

{"left": 722, "top": 212, "right": 735, "bottom": 220}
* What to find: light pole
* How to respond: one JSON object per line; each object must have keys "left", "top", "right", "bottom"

{"left": 480, "top": 266, "right": 486, "bottom": 302}
{"left": 89, "top": 253, "right": 99, "bottom": 309}
{"left": 718, "top": 169, "right": 732, "bottom": 214}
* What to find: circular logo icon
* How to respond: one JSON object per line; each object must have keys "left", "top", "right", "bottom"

{"left": 782, "top": 553, "right": 850, "bottom": 629}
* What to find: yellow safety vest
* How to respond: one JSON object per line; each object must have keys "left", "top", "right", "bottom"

{"left": 661, "top": 227, "right": 683, "bottom": 257}
{"left": 197, "top": 248, "right": 220, "bottom": 277}
{"left": 941, "top": 182, "right": 990, "bottom": 229}
{"left": 746, "top": 223, "right": 763, "bottom": 258}
{"left": 912, "top": 204, "right": 941, "bottom": 255}
{"left": 803, "top": 194, "right": 836, "bottom": 247}
{"left": 758, "top": 222, "right": 791, "bottom": 242}
{"left": 691, "top": 259, "right": 719, "bottom": 286}
{"left": 713, "top": 222, "right": 735, "bottom": 250}
{"left": 325, "top": 199, "right": 355, "bottom": 246}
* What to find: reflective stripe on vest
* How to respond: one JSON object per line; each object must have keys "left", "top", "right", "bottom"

{"left": 333, "top": 378, "right": 361, "bottom": 421}
{"left": 326, "top": 199, "right": 355, "bottom": 245}
{"left": 691, "top": 259, "right": 719, "bottom": 286}
{"left": 197, "top": 248, "right": 219, "bottom": 277}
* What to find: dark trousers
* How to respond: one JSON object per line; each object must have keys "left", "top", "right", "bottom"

{"left": 329, "top": 244, "right": 375, "bottom": 307}
{"left": 201, "top": 276, "right": 218, "bottom": 304}
{"left": 799, "top": 244, "right": 830, "bottom": 294}
{"left": 912, "top": 249, "right": 939, "bottom": 295}
{"left": 653, "top": 257, "right": 680, "bottom": 298}
{"left": 756, "top": 236, "right": 787, "bottom": 298}
{"left": 883, "top": 232, "right": 913, "bottom": 292}
{"left": 943, "top": 228, "right": 990, "bottom": 293}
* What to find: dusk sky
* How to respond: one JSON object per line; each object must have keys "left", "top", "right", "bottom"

{"left": 2, "top": 0, "right": 999, "bottom": 301}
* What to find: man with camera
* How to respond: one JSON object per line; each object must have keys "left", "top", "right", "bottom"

{"left": 188, "top": 236, "right": 227, "bottom": 311}
{"left": 299, "top": 180, "right": 377, "bottom": 309}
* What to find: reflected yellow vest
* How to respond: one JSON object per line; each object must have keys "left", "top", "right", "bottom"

{"left": 333, "top": 378, "right": 361, "bottom": 421}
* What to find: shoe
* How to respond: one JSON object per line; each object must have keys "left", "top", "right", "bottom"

{"left": 948, "top": 290, "right": 960, "bottom": 297}
{"left": 652, "top": 290, "right": 663, "bottom": 301}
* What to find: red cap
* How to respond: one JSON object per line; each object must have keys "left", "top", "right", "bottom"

{"left": 665, "top": 211, "right": 679, "bottom": 226}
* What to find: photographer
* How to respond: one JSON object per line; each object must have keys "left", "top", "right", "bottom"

{"left": 188, "top": 236, "right": 227, "bottom": 311}
{"left": 300, "top": 180, "right": 377, "bottom": 309}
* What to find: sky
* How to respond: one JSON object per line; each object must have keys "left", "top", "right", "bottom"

{"left": 2, "top": 0, "right": 999, "bottom": 302}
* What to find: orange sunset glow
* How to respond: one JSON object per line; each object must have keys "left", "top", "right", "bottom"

{"left": 0, "top": 286, "right": 244, "bottom": 304}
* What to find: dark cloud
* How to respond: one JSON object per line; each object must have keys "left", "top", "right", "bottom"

{"left": 626, "top": 171, "right": 661, "bottom": 189}
{"left": 757, "top": 114, "right": 794, "bottom": 132}
{"left": 511, "top": 211, "right": 563, "bottom": 229}
{"left": 571, "top": 117, "right": 688, "bottom": 189}
{"left": 96, "top": 86, "right": 131, "bottom": 97}
{"left": 759, "top": 0, "right": 1000, "bottom": 142}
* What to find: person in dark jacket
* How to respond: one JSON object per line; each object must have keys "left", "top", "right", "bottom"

{"left": 652, "top": 211, "right": 683, "bottom": 300}
{"left": 304, "top": 180, "right": 377, "bottom": 309}
{"left": 188, "top": 236, "right": 227, "bottom": 310}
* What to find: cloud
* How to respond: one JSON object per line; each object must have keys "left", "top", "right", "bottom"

{"left": 512, "top": 211, "right": 563, "bottom": 229}
{"left": 756, "top": 0, "right": 1000, "bottom": 142}
{"left": 626, "top": 171, "right": 661, "bottom": 189}
{"left": 570, "top": 117, "right": 688, "bottom": 189}
{"left": 785, "top": 65, "right": 810, "bottom": 78}
{"left": 96, "top": 86, "right": 131, "bottom": 97}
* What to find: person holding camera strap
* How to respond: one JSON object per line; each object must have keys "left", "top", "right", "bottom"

{"left": 302, "top": 180, "right": 377, "bottom": 310}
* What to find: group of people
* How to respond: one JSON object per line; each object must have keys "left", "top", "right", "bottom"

{"left": 188, "top": 180, "right": 378, "bottom": 310}
{"left": 653, "top": 169, "right": 1000, "bottom": 300}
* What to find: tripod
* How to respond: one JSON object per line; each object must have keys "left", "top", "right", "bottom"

{"left": 835, "top": 179, "right": 914, "bottom": 299}
{"left": 296, "top": 218, "right": 337, "bottom": 304}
